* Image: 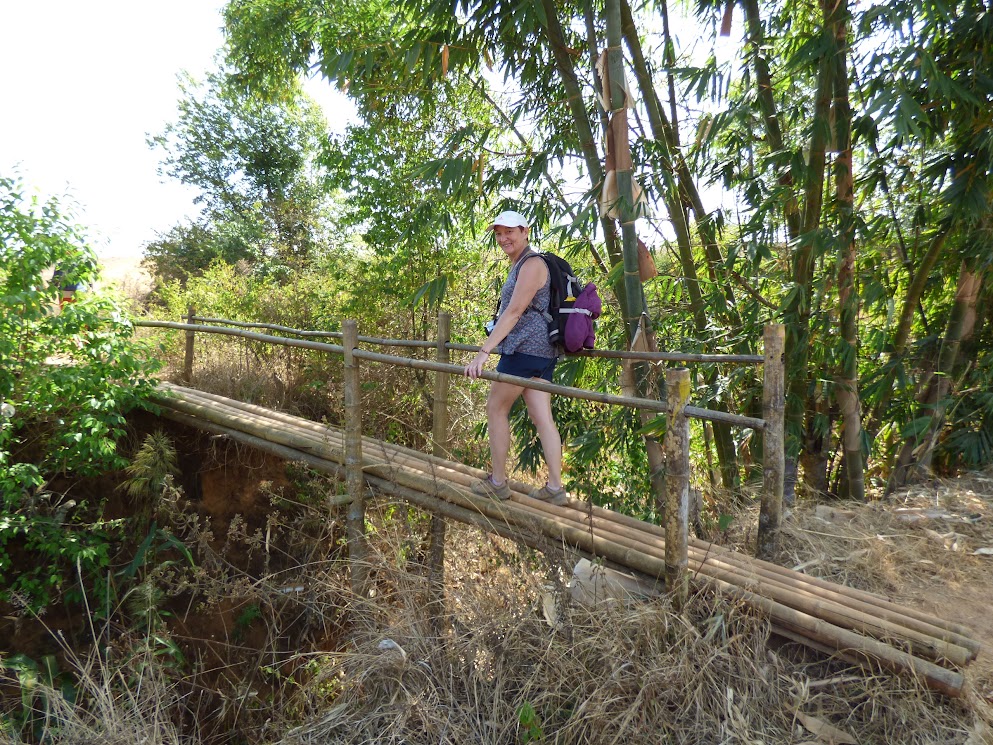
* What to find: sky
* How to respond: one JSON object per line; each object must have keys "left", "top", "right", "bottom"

{"left": 0, "top": 0, "right": 355, "bottom": 261}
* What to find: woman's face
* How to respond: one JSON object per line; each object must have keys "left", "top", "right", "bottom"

{"left": 493, "top": 225, "right": 529, "bottom": 259}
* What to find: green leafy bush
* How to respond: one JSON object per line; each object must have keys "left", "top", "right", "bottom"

{"left": 0, "top": 175, "right": 160, "bottom": 610}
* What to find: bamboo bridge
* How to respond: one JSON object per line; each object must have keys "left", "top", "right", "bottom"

{"left": 138, "top": 313, "right": 981, "bottom": 697}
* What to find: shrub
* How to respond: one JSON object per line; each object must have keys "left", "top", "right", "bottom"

{"left": 0, "top": 175, "right": 160, "bottom": 610}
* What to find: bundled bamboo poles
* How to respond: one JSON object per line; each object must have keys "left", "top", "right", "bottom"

{"left": 151, "top": 383, "right": 979, "bottom": 697}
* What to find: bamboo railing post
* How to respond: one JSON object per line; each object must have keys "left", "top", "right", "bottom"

{"left": 432, "top": 312, "right": 452, "bottom": 458}
{"left": 183, "top": 306, "right": 196, "bottom": 383}
{"left": 758, "top": 324, "right": 786, "bottom": 560}
{"left": 428, "top": 312, "right": 452, "bottom": 628}
{"left": 663, "top": 367, "right": 690, "bottom": 609}
{"left": 343, "top": 320, "right": 368, "bottom": 596}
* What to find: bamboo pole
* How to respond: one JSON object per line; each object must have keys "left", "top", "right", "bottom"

{"left": 664, "top": 368, "right": 690, "bottom": 608}
{"left": 140, "top": 320, "right": 764, "bottom": 429}
{"left": 155, "top": 383, "right": 979, "bottom": 656}
{"left": 139, "top": 318, "right": 764, "bottom": 363}
{"left": 343, "top": 320, "right": 368, "bottom": 597}
{"left": 428, "top": 312, "right": 452, "bottom": 628}
{"left": 183, "top": 306, "right": 196, "bottom": 383}
{"left": 445, "top": 342, "right": 765, "bottom": 364}
{"left": 432, "top": 312, "right": 452, "bottom": 459}
{"left": 758, "top": 324, "right": 786, "bottom": 559}
{"left": 151, "top": 387, "right": 974, "bottom": 690}
{"left": 192, "top": 316, "right": 436, "bottom": 349}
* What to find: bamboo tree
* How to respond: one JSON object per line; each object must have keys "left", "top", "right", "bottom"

{"left": 600, "top": 0, "right": 672, "bottom": 509}
{"left": 888, "top": 259, "right": 985, "bottom": 492}
{"left": 741, "top": 0, "right": 801, "bottom": 241}
{"left": 693, "top": 0, "right": 840, "bottom": 497}
{"left": 829, "top": 0, "right": 865, "bottom": 501}
{"left": 620, "top": 0, "right": 742, "bottom": 493}
{"left": 865, "top": 226, "right": 952, "bottom": 434}
{"left": 540, "top": 0, "right": 622, "bottom": 270}
{"left": 620, "top": 0, "right": 741, "bottom": 328}
{"left": 784, "top": 38, "right": 834, "bottom": 497}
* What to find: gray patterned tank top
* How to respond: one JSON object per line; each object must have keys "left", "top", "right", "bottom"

{"left": 496, "top": 249, "right": 556, "bottom": 359}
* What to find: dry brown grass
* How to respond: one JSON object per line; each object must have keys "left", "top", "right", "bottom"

{"left": 270, "top": 506, "right": 987, "bottom": 745}
{"left": 0, "top": 644, "right": 186, "bottom": 745}
{"left": 3, "top": 510, "right": 988, "bottom": 745}
{"left": 777, "top": 471, "right": 993, "bottom": 731}
{"left": 6, "top": 435, "right": 992, "bottom": 745}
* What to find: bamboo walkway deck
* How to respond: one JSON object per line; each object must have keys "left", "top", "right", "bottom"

{"left": 151, "top": 382, "right": 980, "bottom": 697}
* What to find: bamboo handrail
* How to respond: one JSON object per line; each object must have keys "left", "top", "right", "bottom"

{"left": 191, "top": 316, "right": 435, "bottom": 349}
{"left": 178, "top": 316, "right": 765, "bottom": 363}
{"left": 138, "top": 320, "right": 765, "bottom": 429}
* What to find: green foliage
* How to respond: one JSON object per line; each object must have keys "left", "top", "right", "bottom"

{"left": 146, "top": 67, "right": 338, "bottom": 282}
{"left": 516, "top": 700, "right": 544, "bottom": 743}
{"left": 217, "top": 0, "right": 993, "bottom": 499}
{"left": 121, "top": 430, "right": 180, "bottom": 501}
{"left": 0, "top": 175, "right": 160, "bottom": 610}
{"left": 0, "top": 654, "right": 76, "bottom": 741}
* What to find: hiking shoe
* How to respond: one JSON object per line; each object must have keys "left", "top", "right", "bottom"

{"left": 529, "top": 484, "right": 568, "bottom": 506}
{"left": 470, "top": 475, "right": 511, "bottom": 501}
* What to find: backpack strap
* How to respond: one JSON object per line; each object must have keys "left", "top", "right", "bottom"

{"left": 520, "top": 253, "right": 553, "bottom": 317}
{"left": 492, "top": 249, "right": 545, "bottom": 320}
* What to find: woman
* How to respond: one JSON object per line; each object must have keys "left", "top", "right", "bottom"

{"left": 464, "top": 210, "right": 567, "bottom": 505}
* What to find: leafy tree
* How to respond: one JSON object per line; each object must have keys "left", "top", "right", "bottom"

{"left": 220, "top": 0, "right": 993, "bottom": 505}
{"left": 0, "top": 175, "right": 159, "bottom": 609}
{"left": 141, "top": 219, "right": 253, "bottom": 286}
{"left": 147, "top": 68, "right": 334, "bottom": 279}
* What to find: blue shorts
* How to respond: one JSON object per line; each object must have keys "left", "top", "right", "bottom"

{"left": 496, "top": 352, "right": 557, "bottom": 382}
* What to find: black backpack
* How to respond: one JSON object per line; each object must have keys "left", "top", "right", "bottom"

{"left": 490, "top": 251, "right": 600, "bottom": 353}
{"left": 526, "top": 252, "right": 585, "bottom": 350}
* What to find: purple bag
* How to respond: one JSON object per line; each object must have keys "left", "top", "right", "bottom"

{"left": 563, "top": 282, "right": 602, "bottom": 353}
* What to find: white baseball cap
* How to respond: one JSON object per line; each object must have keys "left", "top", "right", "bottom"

{"left": 488, "top": 210, "right": 529, "bottom": 229}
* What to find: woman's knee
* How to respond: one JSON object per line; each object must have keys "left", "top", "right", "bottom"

{"left": 487, "top": 383, "right": 521, "bottom": 418}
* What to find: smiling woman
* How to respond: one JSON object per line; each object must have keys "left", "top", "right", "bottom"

{"left": 463, "top": 209, "right": 568, "bottom": 506}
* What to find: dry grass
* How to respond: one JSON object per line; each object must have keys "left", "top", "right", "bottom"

{"left": 779, "top": 474, "right": 993, "bottom": 596}
{"left": 270, "top": 508, "right": 987, "bottom": 745}
{"left": 5, "top": 456, "right": 992, "bottom": 744}
{"left": 0, "top": 644, "right": 185, "bottom": 745}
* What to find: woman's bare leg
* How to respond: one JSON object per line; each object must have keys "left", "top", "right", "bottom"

{"left": 486, "top": 380, "right": 525, "bottom": 483}
{"left": 523, "top": 386, "right": 562, "bottom": 489}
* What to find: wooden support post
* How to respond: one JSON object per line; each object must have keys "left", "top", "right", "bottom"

{"left": 431, "top": 312, "right": 452, "bottom": 458}
{"left": 343, "top": 320, "right": 368, "bottom": 596}
{"left": 663, "top": 367, "right": 690, "bottom": 609}
{"left": 183, "top": 306, "right": 196, "bottom": 383}
{"left": 428, "top": 312, "right": 451, "bottom": 630}
{"left": 758, "top": 324, "right": 786, "bottom": 560}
